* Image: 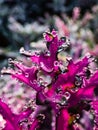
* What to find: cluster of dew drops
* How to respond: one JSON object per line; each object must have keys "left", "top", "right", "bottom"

{"left": 0, "top": 30, "right": 98, "bottom": 129}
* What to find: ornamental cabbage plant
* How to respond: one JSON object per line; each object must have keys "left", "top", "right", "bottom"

{"left": 0, "top": 29, "right": 98, "bottom": 130}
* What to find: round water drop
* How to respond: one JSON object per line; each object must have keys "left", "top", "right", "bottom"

{"left": 45, "top": 50, "right": 51, "bottom": 56}
{"left": 38, "top": 77, "right": 43, "bottom": 84}
{"left": 58, "top": 46, "right": 63, "bottom": 53}
{"left": 85, "top": 69, "right": 91, "bottom": 78}
{"left": 25, "top": 72, "right": 29, "bottom": 77}
{"left": 20, "top": 47, "right": 25, "bottom": 53}
{"left": 54, "top": 61, "right": 59, "bottom": 66}
{"left": 56, "top": 104, "right": 61, "bottom": 110}
{"left": 62, "top": 44, "right": 68, "bottom": 49}
{"left": 0, "top": 114, "right": 6, "bottom": 129}
{"left": 2, "top": 67, "right": 6, "bottom": 70}
{"left": 86, "top": 52, "right": 92, "bottom": 59}
{"left": 19, "top": 119, "right": 28, "bottom": 124}
{"left": 18, "top": 70, "right": 22, "bottom": 75}
{"left": 0, "top": 74, "right": 3, "bottom": 78}
{"left": 73, "top": 123, "right": 79, "bottom": 129}
{"left": 71, "top": 87, "right": 79, "bottom": 93}
{"left": 30, "top": 80, "right": 34, "bottom": 85}
{"left": 35, "top": 51, "right": 40, "bottom": 56}
{"left": 28, "top": 50, "right": 32, "bottom": 54}
{"left": 60, "top": 37, "right": 66, "bottom": 43}
{"left": 33, "top": 80, "right": 37, "bottom": 84}
{"left": 7, "top": 67, "right": 12, "bottom": 71}
{"left": 73, "top": 119, "right": 76, "bottom": 123}
{"left": 65, "top": 91, "right": 71, "bottom": 100}
{"left": 66, "top": 56, "right": 72, "bottom": 61}
{"left": 56, "top": 87, "right": 62, "bottom": 93}
{"left": 75, "top": 75, "right": 82, "bottom": 87}
{"left": 8, "top": 58, "right": 13, "bottom": 63}
{"left": 66, "top": 38, "right": 70, "bottom": 45}
{"left": 37, "top": 114, "right": 45, "bottom": 123}
{"left": 40, "top": 62, "right": 44, "bottom": 68}
{"left": 60, "top": 96, "right": 67, "bottom": 106}
{"left": 14, "top": 59, "right": 19, "bottom": 63}
{"left": 75, "top": 81, "right": 81, "bottom": 87}
{"left": 1, "top": 67, "right": 6, "bottom": 74}
{"left": 76, "top": 114, "right": 80, "bottom": 119}
{"left": 42, "top": 81, "right": 48, "bottom": 87}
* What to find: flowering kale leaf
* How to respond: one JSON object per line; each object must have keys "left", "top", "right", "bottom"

{"left": 1, "top": 30, "right": 98, "bottom": 130}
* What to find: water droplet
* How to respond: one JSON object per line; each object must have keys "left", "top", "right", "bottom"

{"left": 20, "top": 47, "right": 25, "bottom": 53}
{"left": 66, "top": 38, "right": 70, "bottom": 45}
{"left": 73, "top": 123, "right": 79, "bottom": 129}
{"left": 2, "top": 67, "right": 6, "bottom": 70}
{"left": 8, "top": 58, "right": 13, "bottom": 63}
{"left": 33, "top": 80, "right": 37, "bottom": 84}
{"left": 19, "top": 119, "right": 28, "bottom": 124}
{"left": 40, "top": 62, "right": 44, "bottom": 68}
{"left": 55, "top": 102, "right": 60, "bottom": 109}
{"left": 45, "top": 50, "right": 51, "bottom": 56}
{"left": 58, "top": 40, "right": 70, "bottom": 52}
{"left": 73, "top": 119, "right": 76, "bottom": 123}
{"left": 59, "top": 63, "right": 68, "bottom": 73}
{"left": 0, "top": 74, "right": 3, "bottom": 78}
{"left": 25, "top": 72, "right": 29, "bottom": 77}
{"left": 60, "top": 37, "right": 66, "bottom": 44}
{"left": 56, "top": 111, "right": 61, "bottom": 117}
{"left": 86, "top": 53, "right": 92, "bottom": 59}
{"left": 58, "top": 46, "right": 63, "bottom": 52}
{"left": 20, "top": 47, "right": 32, "bottom": 56}
{"left": 66, "top": 56, "right": 72, "bottom": 61}
{"left": 14, "top": 59, "right": 19, "bottom": 64}
{"left": 71, "top": 87, "right": 79, "bottom": 93}
{"left": 0, "top": 114, "right": 6, "bottom": 129}
{"left": 75, "top": 75, "right": 82, "bottom": 87}
{"left": 65, "top": 91, "right": 71, "bottom": 100}
{"left": 19, "top": 119, "right": 28, "bottom": 130}
{"left": 43, "top": 87, "right": 48, "bottom": 93}
{"left": 62, "top": 44, "right": 69, "bottom": 49}
{"left": 75, "top": 81, "right": 81, "bottom": 86}
{"left": 56, "top": 87, "right": 62, "bottom": 93}
{"left": 85, "top": 69, "right": 91, "bottom": 78}
{"left": 54, "top": 61, "right": 59, "bottom": 66}
{"left": 37, "top": 114, "right": 45, "bottom": 123}
{"left": 35, "top": 51, "right": 40, "bottom": 56}
{"left": 30, "top": 80, "right": 33, "bottom": 85}
{"left": 94, "top": 119, "right": 97, "bottom": 124}
{"left": 89, "top": 57, "right": 95, "bottom": 63}
{"left": 18, "top": 70, "right": 22, "bottom": 75}
{"left": 76, "top": 114, "right": 80, "bottom": 119}
{"left": 59, "top": 96, "right": 67, "bottom": 106}
{"left": 41, "top": 81, "right": 48, "bottom": 87}
{"left": 1, "top": 67, "right": 11, "bottom": 74}
{"left": 38, "top": 77, "right": 43, "bottom": 84}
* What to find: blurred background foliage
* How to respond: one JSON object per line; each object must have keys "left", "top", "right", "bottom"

{"left": 0, "top": 0, "right": 98, "bottom": 69}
